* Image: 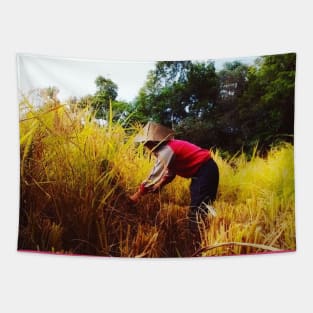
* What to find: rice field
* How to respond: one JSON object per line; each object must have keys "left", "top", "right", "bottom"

{"left": 18, "top": 98, "right": 296, "bottom": 257}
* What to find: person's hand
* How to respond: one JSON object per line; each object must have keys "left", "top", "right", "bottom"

{"left": 129, "top": 190, "right": 141, "bottom": 203}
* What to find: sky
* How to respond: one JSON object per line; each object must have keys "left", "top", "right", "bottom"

{"left": 17, "top": 54, "right": 257, "bottom": 103}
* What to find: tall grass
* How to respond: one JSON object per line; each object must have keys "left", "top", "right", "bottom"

{"left": 18, "top": 98, "right": 296, "bottom": 257}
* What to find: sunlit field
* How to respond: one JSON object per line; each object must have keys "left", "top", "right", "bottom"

{"left": 18, "top": 99, "right": 296, "bottom": 257}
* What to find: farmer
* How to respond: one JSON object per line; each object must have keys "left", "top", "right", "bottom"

{"left": 129, "top": 122, "right": 219, "bottom": 228}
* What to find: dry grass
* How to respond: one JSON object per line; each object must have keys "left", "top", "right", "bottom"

{"left": 18, "top": 98, "right": 296, "bottom": 257}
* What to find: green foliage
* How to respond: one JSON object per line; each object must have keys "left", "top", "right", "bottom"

{"left": 75, "top": 76, "right": 136, "bottom": 124}
{"left": 46, "top": 53, "right": 296, "bottom": 156}
{"left": 172, "top": 54, "right": 296, "bottom": 154}
{"left": 135, "top": 61, "right": 219, "bottom": 127}
{"left": 234, "top": 53, "right": 296, "bottom": 152}
{"left": 91, "top": 76, "right": 118, "bottom": 118}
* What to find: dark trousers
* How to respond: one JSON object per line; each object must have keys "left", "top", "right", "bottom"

{"left": 189, "top": 158, "right": 219, "bottom": 223}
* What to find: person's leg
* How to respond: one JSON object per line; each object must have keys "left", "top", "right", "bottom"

{"left": 188, "top": 158, "right": 219, "bottom": 252}
{"left": 198, "top": 158, "right": 219, "bottom": 211}
{"left": 190, "top": 158, "right": 219, "bottom": 215}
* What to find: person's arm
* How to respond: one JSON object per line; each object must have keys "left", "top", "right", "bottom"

{"left": 148, "top": 167, "right": 176, "bottom": 192}
{"left": 130, "top": 145, "right": 175, "bottom": 202}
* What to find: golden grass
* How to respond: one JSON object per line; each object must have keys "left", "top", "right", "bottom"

{"left": 18, "top": 98, "right": 296, "bottom": 257}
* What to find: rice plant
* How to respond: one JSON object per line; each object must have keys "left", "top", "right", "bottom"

{"left": 18, "top": 98, "right": 296, "bottom": 257}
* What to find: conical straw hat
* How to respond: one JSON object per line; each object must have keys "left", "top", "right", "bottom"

{"left": 134, "top": 122, "right": 174, "bottom": 143}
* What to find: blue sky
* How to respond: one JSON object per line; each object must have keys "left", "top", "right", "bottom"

{"left": 17, "top": 54, "right": 257, "bottom": 103}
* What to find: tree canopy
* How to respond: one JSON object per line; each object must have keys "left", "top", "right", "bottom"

{"left": 75, "top": 75, "right": 134, "bottom": 123}
{"left": 134, "top": 53, "right": 296, "bottom": 154}
{"left": 67, "top": 53, "right": 295, "bottom": 155}
{"left": 135, "top": 61, "right": 219, "bottom": 127}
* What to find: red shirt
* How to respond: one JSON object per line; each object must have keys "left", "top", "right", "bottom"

{"left": 140, "top": 139, "right": 211, "bottom": 194}
{"left": 167, "top": 139, "right": 211, "bottom": 177}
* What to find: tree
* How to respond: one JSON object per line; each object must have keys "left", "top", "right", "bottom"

{"left": 92, "top": 76, "right": 118, "bottom": 118}
{"left": 74, "top": 76, "right": 136, "bottom": 125}
{"left": 257, "top": 53, "right": 295, "bottom": 135}
{"left": 136, "top": 54, "right": 295, "bottom": 153}
{"left": 212, "top": 62, "right": 250, "bottom": 151}
{"left": 135, "top": 61, "right": 219, "bottom": 131}
{"left": 236, "top": 53, "right": 296, "bottom": 152}
{"left": 135, "top": 62, "right": 191, "bottom": 126}
{"left": 110, "top": 100, "right": 134, "bottom": 124}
